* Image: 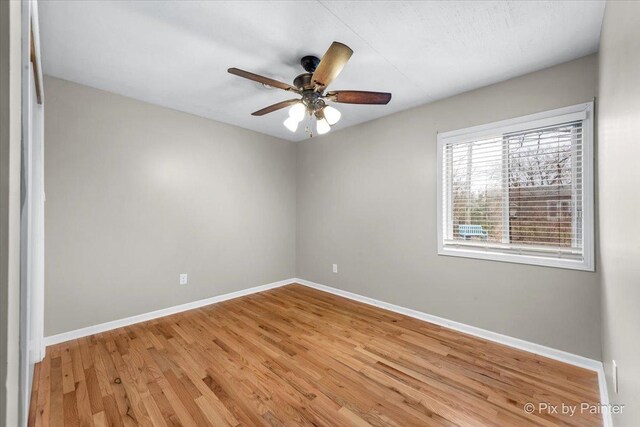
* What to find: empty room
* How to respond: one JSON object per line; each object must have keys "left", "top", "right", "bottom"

{"left": 1, "top": 0, "right": 639, "bottom": 426}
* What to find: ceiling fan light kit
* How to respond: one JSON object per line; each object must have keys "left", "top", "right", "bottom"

{"left": 289, "top": 103, "right": 307, "bottom": 122}
{"left": 323, "top": 105, "right": 341, "bottom": 125}
{"left": 283, "top": 116, "right": 299, "bottom": 133}
{"left": 316, "top": 117, "right": 331, "bottom": 135}
{"left": 228, "top": 41, "right": 391, "bottom": 137}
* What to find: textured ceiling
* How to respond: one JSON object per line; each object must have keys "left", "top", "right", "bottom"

{"left": 39, "top": 1, "right": 605, "bottom": 141}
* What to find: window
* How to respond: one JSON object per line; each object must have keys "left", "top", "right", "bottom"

{"left": 437, "top": 103, "right": 594, "bottom": 271}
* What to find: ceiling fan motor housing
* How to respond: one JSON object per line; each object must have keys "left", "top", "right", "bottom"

{"left": 293, "top": 73, "right": 313, "bottom": 90}
{"left": 294, "top": 70, "right": 325, "bottom": 113}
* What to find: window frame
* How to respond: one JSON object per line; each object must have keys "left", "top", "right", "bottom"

{"left": 436, "top": 102, "right": 595, "bottom": 271}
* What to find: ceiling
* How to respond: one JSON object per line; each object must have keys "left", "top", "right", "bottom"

{"left": 38, "top": 1, "right": 605, "bottom": 142}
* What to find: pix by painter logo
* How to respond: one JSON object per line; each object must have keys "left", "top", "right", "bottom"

{"left": 523, "top": 401, "right": 625, "bottom": 416}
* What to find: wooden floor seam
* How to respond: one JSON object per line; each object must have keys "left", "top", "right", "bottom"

{"left": 29, "top": 283, "right": 602, "bottom": 426}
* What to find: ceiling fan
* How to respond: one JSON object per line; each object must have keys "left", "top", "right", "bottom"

{"left": 228, "top": 41, "right": 392, "bottom": 136}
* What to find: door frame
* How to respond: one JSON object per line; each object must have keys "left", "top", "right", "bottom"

{"left": 19, "top": 1, "right": 45, "bottom": 425}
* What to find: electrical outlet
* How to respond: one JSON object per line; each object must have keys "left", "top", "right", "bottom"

{"left": 613, "top": 360, "right": 618, "bottom": 393}
{"left": 332, "top": 264, "right": 338, "bottom": 273}
{"left": 179, "top": 273, "right": 188, "bottom": 285}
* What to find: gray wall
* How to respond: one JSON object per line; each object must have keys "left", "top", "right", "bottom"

{"left": 297, "top": 55, "right": 601, "bottom": 359}
{"left": 0, "top": 1, "right": 22, "bottom": 424}
{"left": 598, "top": 2, "right": 640, "bottom": 424}
{"left": 45, "top": 56, "right": 604, "bottom": 362}
{"left": 44, "top": 77, "right": 296, "bottom": 336}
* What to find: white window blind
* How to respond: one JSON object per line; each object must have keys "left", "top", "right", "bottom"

{"left": 437, "top": 103, "right": 594, "bottom": 271}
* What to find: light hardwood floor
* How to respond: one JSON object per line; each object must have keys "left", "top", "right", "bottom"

{"left": 30, "top": 284, "right": 602, "bottom": 426}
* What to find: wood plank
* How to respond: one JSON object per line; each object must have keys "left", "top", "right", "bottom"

{"left": 28, "top": 362, "right": 41, "bottom": 427}
{"left": 29, "top": 284, "right": 602, "bottom": 426}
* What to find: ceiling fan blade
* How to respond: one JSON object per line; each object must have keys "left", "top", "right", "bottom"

{"left": 228, "top": 68, "right": 299, "bottom": 92}
{"left": 251, "top": 99, "right": 301, "bottom": 116}
{"left": 326, "top": 90, "right": 392, "bottom": 105}
{"left": 311, "top": 42, "right": 353, "bottom": 90}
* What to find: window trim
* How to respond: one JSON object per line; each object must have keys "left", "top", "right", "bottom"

{"left": 436, "top": 102, "right": 595, "bottom": 271}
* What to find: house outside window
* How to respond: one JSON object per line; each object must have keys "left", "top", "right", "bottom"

{"left": 437, "top": 103, "right": 594, "bottom": 271}
{"left": 546, "top": 200, "right": 571, "bottom": 221}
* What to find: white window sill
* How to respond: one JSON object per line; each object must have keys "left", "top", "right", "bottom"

{"left": 438, "top": 245, "right": 594, "bottom": 271}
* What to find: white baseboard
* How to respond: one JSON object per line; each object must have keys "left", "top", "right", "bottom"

{"left": 597, "top": 367, "right": 613, "bottom": 427}
{"left": 294, "top": 278, "right": 600, "bottom": 369}
{"left": 43, "top": 277, "right": 611, "bottom": 426}
{"left": 293, "top": 278, "right": 612, "bottom": 427}
{"left": 43, "top": 278, "right": 293, "bottom": 347}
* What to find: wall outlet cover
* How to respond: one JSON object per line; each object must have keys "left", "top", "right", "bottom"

{"left": 179, "top": 273, "right": 188, "bottom": 285}
{"left": 332, "top": 264, "right": 338, "bottom": 273}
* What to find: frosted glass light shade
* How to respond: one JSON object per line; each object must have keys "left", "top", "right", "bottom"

{"left": 289, "top": 103, "right": 306, "bottom": 122}
{"left": 283, "top": 117, "right": 298, "bottom": 132}
{"left": 316, "top": 117, "right": 331, "bottom": 135}
{"left": 323, "top": 106, "right": 341, "bottom": 125}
